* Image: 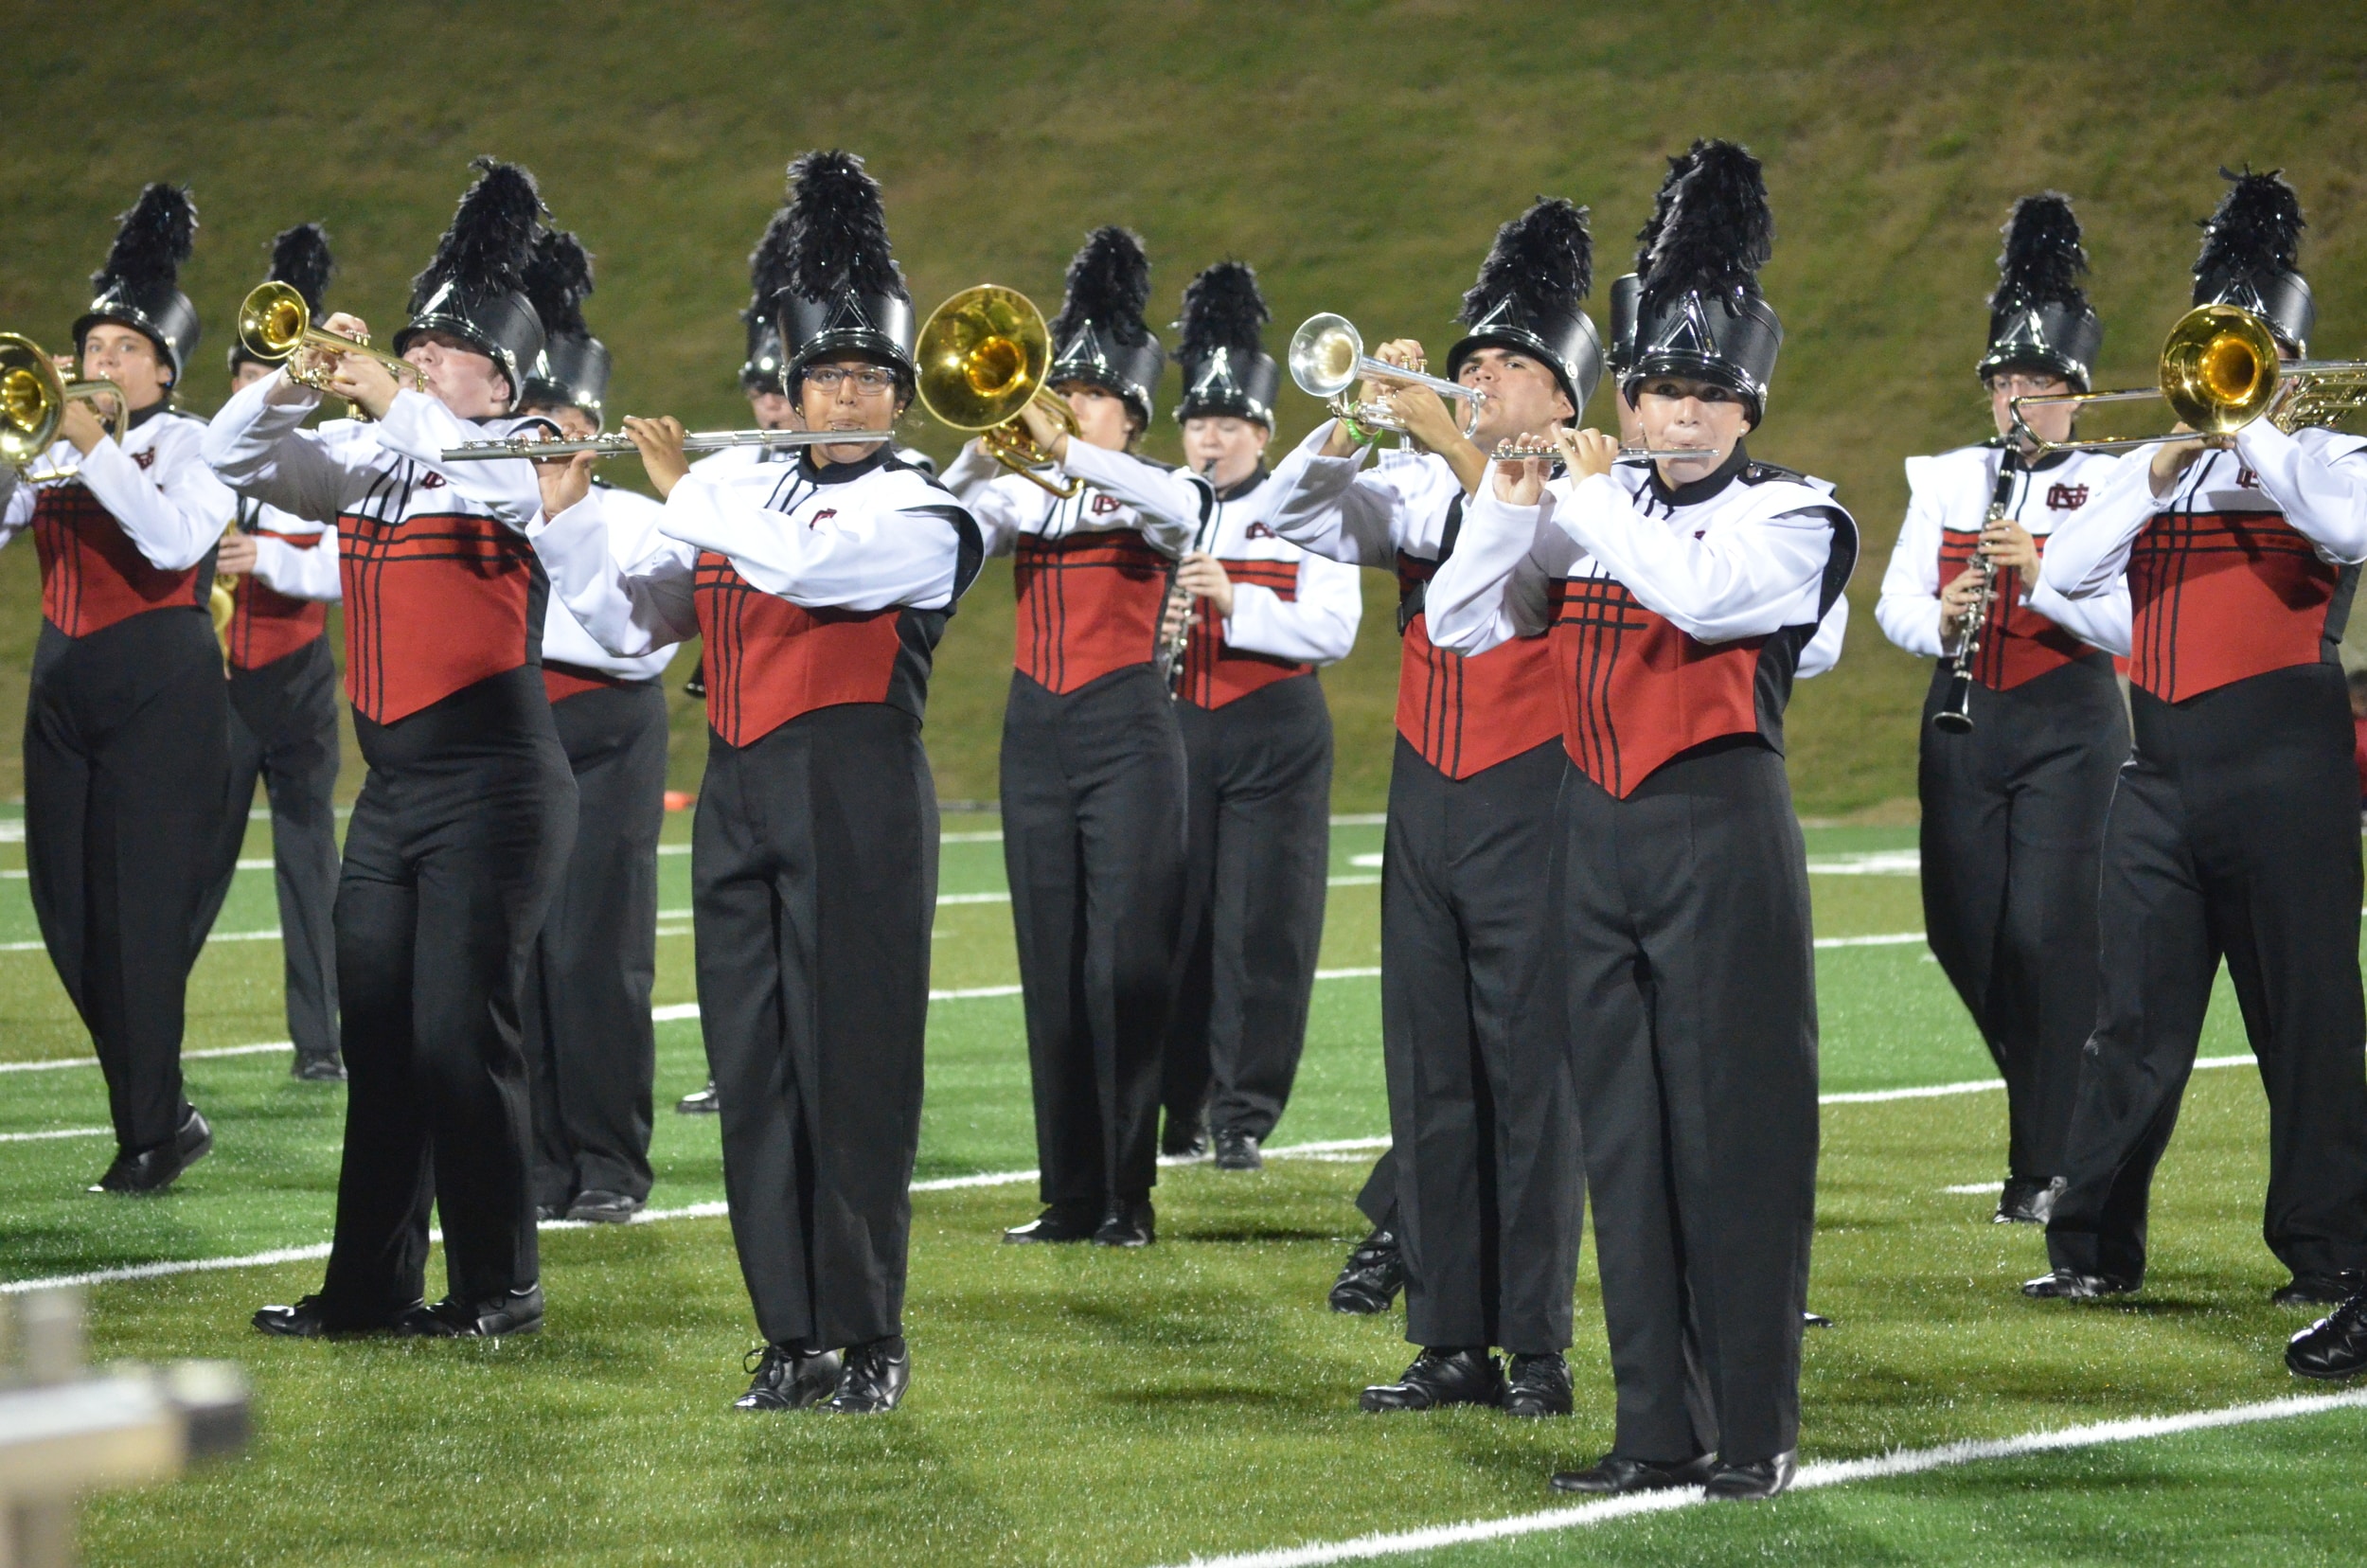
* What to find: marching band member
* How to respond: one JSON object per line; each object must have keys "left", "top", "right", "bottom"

{"left": 514, "top": 228, "right": 680, "bottom": 1223}
{"left": 1085, "top": 260, "right": 1362, "bottom": 1171}
{"left": 1430, "top": 142, "right": 1857, "bottom": 1497}
{"left": 215, "top": 160, "right": 577, "bottom": 1339}
{"left": 940, "top": 228, "right": 1201, "bottom": 1249}
{"left": 2032, "top": 170, "right": 2367, "bottom": 1328}
{"left": 198, "top": 222, "right": 347, "bottom": 1083}
{"left": 1876, "top": 194, "right": 2130, "bottom": 1223}
{"left": 1, "top": 184, "right": 233, "bottom": 1194}
{"left": 531, "top": 151, "right": 982, "bottom": 1413}
{"left": 1262, "top": 199, "right": 1596, "bottom": 1416}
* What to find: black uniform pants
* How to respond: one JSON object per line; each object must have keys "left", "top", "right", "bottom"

{"left": 2048, "top": 665, "right": 2367, "bottom": 1285}
{"left": 1002, "top": 666, "right": 1187, "bottom": 1212}
{"left": 525, "top": 680, "right": 667, "bottom": 1208}
{"left": 695, "top": 705, "right": 934, "bottom": 1350}
{"left": 1561, "top": 740, "right": 1818, "bottom": 1467}
{"left": 1381, "top": 736, "right": 1580, "bottom": 1355}
{"left": 193, "top": 636, "right": 342, "bottom": 1062}
{"left": 1162, "top": 674, "right": 1334, "bottom": 1141}
{"left": 24, "top": 612, "right": 229, "bottom": 1155}
{"left": 319, "top": 669, "right": 575, "bottom": 1315}
{"left": 1919, "top": 653, "right": 2127, "bottom": 1183}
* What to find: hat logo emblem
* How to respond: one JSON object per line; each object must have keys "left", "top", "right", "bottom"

{"left": 1649, "top": 292, "right": 1720, "bottom": 360}
{"left": 825, "top": 294, "right": 877, "bottom": 335}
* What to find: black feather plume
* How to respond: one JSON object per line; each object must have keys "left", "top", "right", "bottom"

{"left": 266, "top": 223, "right": 334, "bottom": 315}
{"left": 1642, "top": 139, "right": 1773, "bottom": 312}
{"left": 90, "top": 183, "right": 198, "bottom": 296}
{"left": 2195, "top": 167, "right": 2305, "bottom": 294}
{"left": 1634, "top": 145, "right": 1700, "bottom": 276}
{"left": 1053, "top": 227, "right": 1152, "bottom": 347}
{"left": 1462, "top": 197, "right": 1593, "bottom": 327}
{"left": 410, "top": 157, "right": 546, "bottom": 311}
{"left": 1177, "top": 260, "right": 1269, "bottom": 365}
{"left": 745, "top": 203, "right": 796, "bottom": 323}
{"left": 525, "top": 228, "right": 596, "bottom": 340}
{"left": 783, "top": 150, "right": 905, "bottom": 303}
{"left": 1989, "top": 192, "right": 2088, "bottom": 312}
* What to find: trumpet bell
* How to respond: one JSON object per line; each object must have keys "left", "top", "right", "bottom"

{"left": 2161, "top": 303, "right": 2282, "bottom": 436}
{"left": 238, "top": 280, "right": 311, "bottom": 362}
{"left": 916, "top": 285, "right": 1055, "bottom": 432}
{"left": 0, "top": 337, "right": 57, "bottom": 466}
{"left": 1288, "top": 312, "right": 1362, "bottom": 400}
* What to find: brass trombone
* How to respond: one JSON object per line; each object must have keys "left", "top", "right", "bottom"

{"left": 1289, "top": 312, "right": 1487, "bottom": 436}
{"left": 237, "top": 281, "right": 421, "bottom": 392}
{"left": 0, "top": 333, "right": 125, "bottom": 471}
{"left": 915, "top": 284, "right": 1080, "bottom": 499}
{"left": 2011, "top": 303, "right": 2367, "bottom": 454}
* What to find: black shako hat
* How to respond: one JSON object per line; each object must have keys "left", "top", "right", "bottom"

{"left": 396, "top": 158, "right": 549, "bottom": 397}
{"left": 228, "top": 222, "right": 334, "bottom": 375}
{"left": 522, "top": 228, "right": 611, "bottom": 423}
{"left": 1627, "top": 139, "right": 1782, "bottom": 424}
{"left": 773, "top": 150, "right": 916, "bottom": 388}
{"left": 1050, "top": 227, "right": 1165, "bottom": 426}
{"left": 1608, "top": 148, "right": 1698, "bottom": 382}
{"left": 76, "top": 184, "right": 201, "bottom": 383}
{"left": 741, "top": 197, "right": 793, "bottom": 390}
{"left": 1448, "top": 196, "right": 1602, "bottom": 413}
{"left": 1173, "top": 260, "right": 1279, "bottom": 426}
{"left": 2192, "top": 168, "right": 2312, "bottom": 352}
{"left": 1979, "top": 193, "right": 2102, "bottom": 391}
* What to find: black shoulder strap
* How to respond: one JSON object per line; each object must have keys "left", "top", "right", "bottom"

{"left": 1396, "top": 492, "right": 1465, "bottom": 636}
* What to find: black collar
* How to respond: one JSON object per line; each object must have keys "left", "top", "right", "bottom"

{"left": 1648, "top": 440, "right": 1752, "bottom": 508}
{"left": 126, "top": 399, "right": 170, "bottom": 432}
{"left": 1215, "top": 464, "right": 1268, "bottom": 504}
{"left": 799, "top": 444, "right": 893, "bottom": 485}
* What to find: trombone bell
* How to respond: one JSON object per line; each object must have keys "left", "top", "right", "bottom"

{"left": 916, "top": 285, "right": 1079, "bottom": 499}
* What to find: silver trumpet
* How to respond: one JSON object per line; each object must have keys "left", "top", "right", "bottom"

{"left": 440, "top": 427, "right": 895, "bottom": 462}
{"left": 1489, "top": 436, "right": 1722, "bottom": 463}
{"left": 1289, "top": 313, "right": 1486, "bottom": 435}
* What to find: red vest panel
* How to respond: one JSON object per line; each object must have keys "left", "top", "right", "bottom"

{"left": 337, "top": 508, "right": 539, "bottom": 724}
{"left": 694, "top": 551, "right": 906, "bottom": 747}
{"left": 1935, "top": 530, "right": 2091, "bottom": 690}
{"left": 1394, "top": 550, "right": 1563, "bottom": 779}
{"left": 2127, "top": 508, "right": 2340, "bottom": 703}
{"left": 1012, "top": 529, "right": 1168, "bottom": 694}
{"left": 31, "top": 484, "right": 205, "bottom": 639}
{"left": 226, "top": 528, "right": 330, "bottom": 671}
{"left": 1547, "top": 575, "right": 1766, "bottom": 798}
{"left": 1178, "top": 558, "right": 1312, "bottom": 709}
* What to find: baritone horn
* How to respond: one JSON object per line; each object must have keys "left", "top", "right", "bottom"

{"left": 0, "top": 333, "right": 126, "bottom": 470}
{"left": 237, "top": 281, "right": 421, "bottom": 392}
{"left": 915, "top": 284, "right": 1080, "bottom": 499}
{"left": 1288, "top": 312, "right": 1486, "bottom": 436}
{"left": 2011, "top": 303, "right": 2367, "bottom": 454}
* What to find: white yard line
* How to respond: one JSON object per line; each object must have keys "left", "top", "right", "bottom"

{"left": 1153, "top": 1389, "right": 2367, "bottom": 1568}
{"left": 0, "top": 1128, "right": 110, "bottom": 1145}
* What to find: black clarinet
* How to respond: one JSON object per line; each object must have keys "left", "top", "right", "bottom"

{"left": 1932, "top": 446, "right": 2020, "bottom": 734}
{"left": 1155, "top": 456, "right": 1222, "bottom": 698}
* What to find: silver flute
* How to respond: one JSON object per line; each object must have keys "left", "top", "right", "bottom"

{"left": 439, "top": 427, "right": 896, "bottom": 462}
{"left": 1490, "top": 437, "right": 1722, "bottom": 462}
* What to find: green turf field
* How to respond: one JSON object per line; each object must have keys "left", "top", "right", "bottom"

{"left": 5, "top": 811, "right": 2359, "bottom": 1566}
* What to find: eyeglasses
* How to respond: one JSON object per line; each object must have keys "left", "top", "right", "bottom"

{"left": 805, "top": 366, "right": 899, "bottom": 395}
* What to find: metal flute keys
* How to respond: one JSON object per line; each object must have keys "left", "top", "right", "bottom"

{"left": 1489, "top": 436, "right": 1718, "bottom": 463}
{"left": 1931, "top": 449, "right": 2020, "bottom": 734}
{"left": 439, "top": 428, "right": 895, "bottom": 462}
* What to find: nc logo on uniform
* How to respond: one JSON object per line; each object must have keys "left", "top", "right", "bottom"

{"left": 418, "top": 472, "right": 446, "bottom": 490}
{"left": 1247, "top": 522, "right": 1277, "bottom": 539}
{"left": 133, "top": 448, "right": 157, "bottom": 471}
{"left": 809, "top": 508, "right": 837, "bottom": 528}
{"left": 2045, "top": 483, "right": 2090, "bottom": 511}
{"left": 1090, "top": 493, "right": 1123, "bottom": 517}
{"left": 2235, "top": 465, "right": 2260, "bottom": 490}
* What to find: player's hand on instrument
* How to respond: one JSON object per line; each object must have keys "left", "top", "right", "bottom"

{"left": 623, "top": 416, "right": 690, "bottom": 498}
{"left": 1385, "top": 383, "right": 1463, "bottom": 455}
{"left": 2148, "top": 423, "right": 2210, "bottom": 496}
{"left": 1938, "top": 565, "right": 1984, "bottom": 643}
{"left": 1362, "top": 337, "right": 1428, "bottom": 401}
{"left": 58, "top": 396, "right": 109, "bottom": 454}
{"left": 215, "top": 529, "right": 258, "bottom": 576}
{"left": 536, "top": 449, "right": 598, "bottom": 517}
{"left": 1174, "top": 550, "right": 1235, "bottom": 617}
{"left": 1563, "top": 427, "right": 1619, "bottom": 481}
{"left": 1489, "top": 441, "right": 1550, "bottom": 505}
{"left": 1015, "top": 397, "right": 1070, "bottom": 464}
{"left": 1978, "top": 517, "right": 2038, "bottom": 574}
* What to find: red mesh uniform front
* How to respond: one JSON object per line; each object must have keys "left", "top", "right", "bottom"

{"left": 1012, "top": 527, "right": 1169, "bottom": 693}
{"left": 1395, "top": 550, "right": 1562, "bottom": 779}
{"left": 2127, "top": 506, "right": 2340, "bottom": 702}
{"left": 694, "top": 551, "right": 906, "bottom": 747}
{"left": 1934, "top": 530, "right": 2091, "bottom": 689}
{"left": 1178, "top": 558, "right": 1311, "bottom": 709}
{"left": 1547, "top": 575, "right": 1766, "bottom": 798}
{"left": 225, "top": 528, "right": 330, "bottom": 671}
{"left": 31, "top": 485, "right": 205, "bottom": 637}
{"left": 337, "top": 508, "right": 539, "bottom": 723}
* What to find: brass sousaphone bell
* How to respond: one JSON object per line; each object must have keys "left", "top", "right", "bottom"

{"left": 0, "top": 333, "right": 126, "bottom": 471}
{"left": 915, "top": 284, "right": 1081, "bottom": 499}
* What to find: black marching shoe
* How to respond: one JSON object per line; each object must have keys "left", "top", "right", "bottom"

{"left": 1503, "top": 1353, "right": 1573, "bottom": 1417}
{"left": 825, "top": 1339, "right": 911, "bottom": 1414}
{"left": 1003, "top": 1203, "right": 1101, "bottom": 1244}
{"left": 1328, "top": 1228, "right": 1404, "bottom": 1314}
{"left": 675, "top": 1079, "right": 721, "bottom": 1115}
{"left": 1213, "top": 1130, "right": 1263, "bottom": 1171}
{"left": 2286, "top": 1290, "right": 2367, "bottom": 1381}
{"left": 1705, "top": 1451, "right": 1797, "bottom": 1501}
{"left": 90, "top": 1107, "right": 212, "bottom": 1195}
{"left": 2271, "top": 1272, "right": 2362, "bottom": 1309}
{"left": 535, "top": 1203, "right": 567, "bottom": 1222}
{"left": 1161, "top": 1111, "right": 1210, "bottom": 1160}
{"left": 418, "top": 1284, "right": 544, "bottom": 1337}
{"left": 1360, "top": 1348, "right": 1504, "bottom": 1413}
{"left": 2021, "top": 1268, "right": 2136, "bottom": 1301}
{"left": 291, "top": 1052, "right": 347, "bottom": 1082}
{"left": 565, "top": 1190, "right": 645, "bottom": 1224}
{"left": 1549, "top": 1452, "right": 1715, "bottom": 1495}
{"left": 735, "top": 1344, "right": 844, "bottom": 1411}
{"left": 1094, "top": 1199, "right": 1155, "bottom": 1247}
{"left": 252, "top": 1293, "right": 431, "bottom": 1339}
{"left": 1995, "top": 1176, "right": 2063, "bottom": 1224}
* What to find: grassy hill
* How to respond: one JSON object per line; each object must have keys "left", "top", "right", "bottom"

{"left": 6, "top": 1, "right": 2366, "bottom": 812}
